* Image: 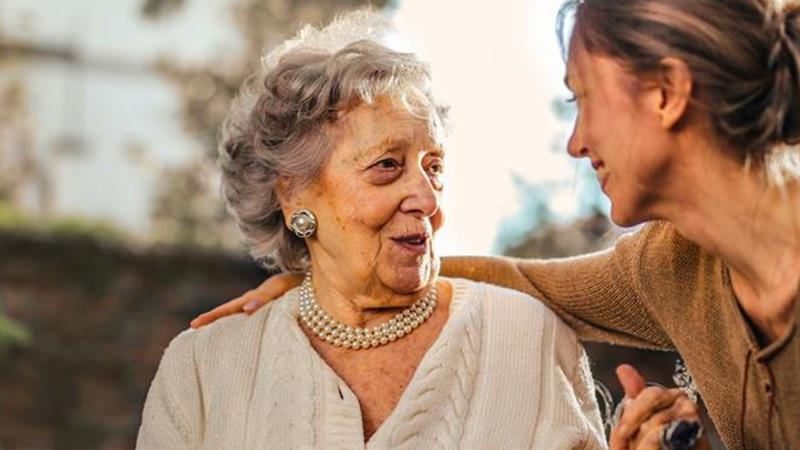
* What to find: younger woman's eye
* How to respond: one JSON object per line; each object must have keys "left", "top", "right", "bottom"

{"left": 565, "top": 95, "right": 577, "bottom": 103}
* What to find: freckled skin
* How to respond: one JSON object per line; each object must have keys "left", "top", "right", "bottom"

{"left": 281, "top": 97, "right": 450, "bottom": 440}
{"left": 298, "top": 99, "right": 443, "bottom": 303}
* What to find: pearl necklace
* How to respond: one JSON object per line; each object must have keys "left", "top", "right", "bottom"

{"left": 298, "top": 272, "right": 437, "bottom": 350}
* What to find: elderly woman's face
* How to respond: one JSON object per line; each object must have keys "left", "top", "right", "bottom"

{"left": 293, "top": 97, "right": 445, "bottom": 296}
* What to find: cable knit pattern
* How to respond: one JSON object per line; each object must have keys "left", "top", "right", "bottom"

{"left": 136, "top": 278, "right": 606, "bottom": 450}
{"left": 383, "top": 279, "right": 480, "bottom": 449}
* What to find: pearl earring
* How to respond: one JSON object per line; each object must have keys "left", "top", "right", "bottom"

{"left": 289, "top": 208, "right": 317, "bottom": 238}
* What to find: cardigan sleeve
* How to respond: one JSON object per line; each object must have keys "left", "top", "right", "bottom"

{"left": 570, "top": 344, "right": 608, "bottom": 450}
{"left": 543, "top": 307, "right": 608, "bottom": 450}
{"left": 136, "top": 329, "right": 203, "bottom": 450}
{"left": 441, "top": 223, "right": 673, "bottom": 349}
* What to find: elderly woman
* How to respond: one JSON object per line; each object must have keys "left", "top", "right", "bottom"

{"left": 136, "top": 12, "right": 605, "bottom": 449}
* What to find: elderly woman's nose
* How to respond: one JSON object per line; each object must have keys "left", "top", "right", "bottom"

{"left": 400, "top": 168, "right": 439, "bottom": 216}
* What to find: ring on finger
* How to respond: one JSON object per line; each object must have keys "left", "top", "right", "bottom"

{"left": 659, "top": 419, "right": 703, "bottom": 450}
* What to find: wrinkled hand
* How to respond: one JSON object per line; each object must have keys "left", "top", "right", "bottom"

{"left": 189, "top": 272, "right": 303, "bottom": 328}
{"left": 610, "top": 364, "right": 709, "bottom": 450}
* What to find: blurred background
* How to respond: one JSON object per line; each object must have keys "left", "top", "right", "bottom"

{"left": 0, "top": 0, "right": 719, "bottom": 448}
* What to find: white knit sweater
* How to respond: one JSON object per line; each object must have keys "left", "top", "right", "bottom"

{"left": 136, "top": 278, "right": 606, "bottom": 449}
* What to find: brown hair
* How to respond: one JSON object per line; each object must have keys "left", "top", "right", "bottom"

{"left": 558, "top": 0, "right": 800, "bottom": 179}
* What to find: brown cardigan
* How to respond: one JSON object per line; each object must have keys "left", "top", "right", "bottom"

{"left": 442, "top": 221, "right": 799, "bottom": 450}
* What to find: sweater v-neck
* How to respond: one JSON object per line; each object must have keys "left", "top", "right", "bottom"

{"left": 283, "top": 278, "right": 473, "bottom": 449}
{"left": 720, "top": 263, "right": 799, "bottom": 360}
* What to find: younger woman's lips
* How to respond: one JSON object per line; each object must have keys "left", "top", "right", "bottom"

{"left": 598, "top": 173, "right": 609, "bottom": 191}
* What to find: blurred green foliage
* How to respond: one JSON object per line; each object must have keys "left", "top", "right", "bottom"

{"left": 0, "top": 290, "right": 30, "bottom": 363}
{"left": 0, "top": 311, "right": 31, "bottom": 353}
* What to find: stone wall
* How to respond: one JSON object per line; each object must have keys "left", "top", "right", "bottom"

{"left": 0, "top": 230, "right": 266, "bottom": 450}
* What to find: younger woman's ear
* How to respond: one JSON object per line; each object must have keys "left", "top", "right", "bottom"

{"left": 656, "top": 57, "right": 693, "bottom": 129}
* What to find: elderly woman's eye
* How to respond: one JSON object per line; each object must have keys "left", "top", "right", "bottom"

{"left": 375, "top": 158, "right": 402, "bottom": 170}
{"left": 427, "top": 161, "right": 444, "bottom": 176}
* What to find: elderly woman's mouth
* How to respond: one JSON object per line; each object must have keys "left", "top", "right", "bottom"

{"left": 391, "top": 234, "right": 430, "bottom": 254}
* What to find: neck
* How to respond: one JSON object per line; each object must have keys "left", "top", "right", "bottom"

{"left": 655, "top": 143, "right": 800, "bottom": 340}
{"left": 306, "top": 264, "right": 433, "bottom": 328}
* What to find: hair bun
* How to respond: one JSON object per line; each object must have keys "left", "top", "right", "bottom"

{"left": 763, "top": 4, "right": 800, "bottom": 147}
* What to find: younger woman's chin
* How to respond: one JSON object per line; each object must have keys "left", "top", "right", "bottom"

{"left": 609, "top": 206, "right": 649, "bottom": 228}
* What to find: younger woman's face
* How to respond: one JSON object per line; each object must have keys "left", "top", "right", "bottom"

{"left": 564, "top": 41, "right": 676, "bottom": 226}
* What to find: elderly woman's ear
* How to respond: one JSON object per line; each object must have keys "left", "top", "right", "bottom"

{"left": 276, "top": 177, "right": 301, "bottom": 224}
{"left": 277, "top": 176, "right": 319, "bottom": 239}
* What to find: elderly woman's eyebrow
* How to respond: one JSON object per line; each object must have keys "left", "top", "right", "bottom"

{"left": 355, "top": 136, "right": 445, "bottom": 162}
{"left": 355, "top": 136, "right": 412, "bottom": 159}
{"left": 427, "top": 146, "right": 446, "bottom": 158}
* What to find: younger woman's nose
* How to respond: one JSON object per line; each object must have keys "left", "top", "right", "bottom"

{"left": 566, "top": 121, "right": 589, "bottom": 159}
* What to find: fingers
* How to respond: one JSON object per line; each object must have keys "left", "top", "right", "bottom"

{"left": 631, "top": 422, "right": 666, "bottom": 450}
{"left": 189, "top": 272, "right": 304, "bottom": 328}
{"left": 613, "top": 386, "right": 684, "bottom": 442}
{"left": 611, "top": 390, "right": 680, "bottom": 449}
{"left": 616, "top": 364, "right": 646, "bottom": 399}
{"left": 610, "top": 363, "right": 706, "bottom": 450}
{"left": 632, "top": 397, "right": 701, "bottom": 449}
{"left": 190, "top": 294, "right": 253, "bottom": 328}
{"left": 609, "top": 364, "right": 648, "bottom": 449}
{"left": 632, "top": 418, "right": 708, "bottom": 450}
{"left": 609, "top": 400, "right": 633, "bottom": 450}
{"left": 643, "top": 395, "right": 700, "bottom": 430}
{"left": 611, "top": 387, "right": 705, "bottom": 450}
{"left": 254, "top": 272, "right": 304, "bottom": 307}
